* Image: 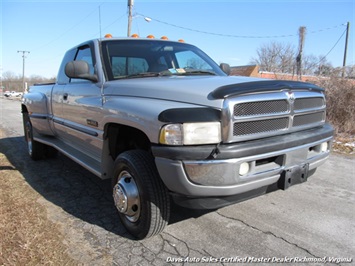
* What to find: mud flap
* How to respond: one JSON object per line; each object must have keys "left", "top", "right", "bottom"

{"left": 278, "top": 163, "right": 309, "bottom": 190}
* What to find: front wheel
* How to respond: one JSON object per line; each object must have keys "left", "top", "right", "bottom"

{"left": 112, "top": 150, "right": 170, "bottom": 239}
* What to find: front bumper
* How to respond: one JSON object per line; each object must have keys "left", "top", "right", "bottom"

{"left": 152, "top": 124, "right": 333, "bottom": 205}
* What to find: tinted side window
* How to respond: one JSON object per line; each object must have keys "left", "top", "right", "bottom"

{"left": 75, "top": 47, "right": 94, "bottom": 74}
{"left": 71, "top": 46, "right": 95, "bottom": 83}
{"left": 57, "top": 49, "right": 77, "bottom": 84}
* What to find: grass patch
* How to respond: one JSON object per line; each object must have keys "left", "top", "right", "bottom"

{"left": 0, "top": 153, "right": 77, "bottom": 265}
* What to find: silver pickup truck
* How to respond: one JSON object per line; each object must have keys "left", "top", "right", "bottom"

{"left": 22, "top": 36, "right": 333, "bottom": 239}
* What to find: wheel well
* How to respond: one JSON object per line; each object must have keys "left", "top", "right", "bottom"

{"left": 22, "top": 104, "right": 28, "bottom": 113}
{"left": 106, "top": 124, "right": 151, "bottom": 160}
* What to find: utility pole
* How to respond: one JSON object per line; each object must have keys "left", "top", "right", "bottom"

{"left": 342, "top": 22, "right": 350, "bottom": 78}
{"left": 17, "top": 50, "right": 30, "bottom": 92}
{"left": 127, "top": 0, "right": 134, "bottom": 37}
{"left": 296, "top": 26, "right": 306, "bottom": 81}
{"left": 0, "top": 66, "right": 3, "bottom": 93}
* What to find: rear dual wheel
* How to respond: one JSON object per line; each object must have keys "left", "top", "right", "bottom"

{"left": 23, "top": 113, "right": 57, "bottom": 160}
{"left": 112, "top": 150, "right": 170, "bottom": 239}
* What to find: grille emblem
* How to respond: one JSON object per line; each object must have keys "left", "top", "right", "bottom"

{"left": 286, "top": 91, "right": 295, "bottom": 103}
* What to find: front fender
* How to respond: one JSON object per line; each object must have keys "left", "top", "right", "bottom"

{"left": 101, "top": 96, "right": 218, "bottom": 143}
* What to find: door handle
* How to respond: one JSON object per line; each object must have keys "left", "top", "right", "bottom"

{"left": 63, "top": 93, "right": 68, "bottom": 101}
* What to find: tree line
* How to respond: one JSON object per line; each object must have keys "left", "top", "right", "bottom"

{"left": 1, "top": 72, "right": 56, "bottom": 92}
{"left": 1, "top": 40, "right": 354, "bottom": 92}
{"left": 250, "top": 41, "right": 355, "bottom": 78}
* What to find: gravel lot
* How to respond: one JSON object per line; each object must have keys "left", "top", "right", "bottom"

{"left": 1, "top": 97, "right": 354, "bottom": 265}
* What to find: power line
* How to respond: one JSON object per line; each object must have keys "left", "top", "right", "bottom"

{"left": 136, "top": 12, "right": 345, "bottom": 39}
{"left": 317, "top": 28, "right": 347, "bottom": 65}
{"left": 89, "top": 12, "right": 127, "bottom": 39}
{"left": 308, "top": 24, "right": 346, "bottom": 34}
{"left": 29, "top": 11, "right": 127, "bottom": 70}
{"left": 30, "top": 3, "right": 103, "bottom": 52}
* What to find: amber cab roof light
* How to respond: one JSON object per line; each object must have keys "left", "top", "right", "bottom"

{"left": 104, "top": 33, "right": 185, "bottom": 42}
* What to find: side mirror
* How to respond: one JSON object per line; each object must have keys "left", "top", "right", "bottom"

{"left": 220, "top": 63, "right": 231, "bottom": 76}
{"left": 65, "top": 60, "right": 98, "bottom": 82}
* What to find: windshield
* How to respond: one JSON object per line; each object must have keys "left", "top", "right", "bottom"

{"left": 101, "top": 39, "right": 226, "bottom": 80}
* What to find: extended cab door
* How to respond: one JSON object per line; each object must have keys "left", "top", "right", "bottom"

{"left": 61, "top": 44, "right": 103, "bottom": 162}
{"left": 52, "top": 48, "right": 77, "bottom": 137}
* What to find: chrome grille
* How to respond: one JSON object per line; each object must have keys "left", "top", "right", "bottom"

{"left": 294, "top": 97, "right": 324, "bottom": 110}
{"left": 234, "top": 100, "right": 288, "bottom": 116}
{"left": 233, "top": 118, "right": 289, "bottom": 136}
{"left": 223, "top": 90, "right": 326, "bottom": 143}
{"left": 293, "top": 112, "right": 325, "bottom": 127}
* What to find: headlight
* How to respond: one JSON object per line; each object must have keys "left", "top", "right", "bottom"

{"left": 159, "top": 122, "right": 221, "bottom": 145}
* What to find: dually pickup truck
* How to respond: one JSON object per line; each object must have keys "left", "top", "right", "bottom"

{"left": 22, "top": 36, "right": 333, "bottom": 239}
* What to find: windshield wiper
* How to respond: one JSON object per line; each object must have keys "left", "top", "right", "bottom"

{"left": 178, "top": 70, "right": 217, "bottom": 76}
{"left": 117, "top": 71, "right": 173, "bottom": 79}
{"left": 116, "top": 69, "right": 216, "bottom": 79}
{"left": 117, "top": 72, "right": 159, "bottom": 79}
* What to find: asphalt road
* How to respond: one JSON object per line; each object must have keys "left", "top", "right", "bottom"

{"left": 1, "top": 97, "right": 354, "bottom": 265}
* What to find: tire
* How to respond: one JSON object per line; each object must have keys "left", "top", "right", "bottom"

{"left": 112, "top": 150, "right": 170, "bottom": 239}
{"left": 23, "top": 113, "right": 58, "bottom": 160}
{"left": 45, "top": 146, "right": 58, "bottom": 158}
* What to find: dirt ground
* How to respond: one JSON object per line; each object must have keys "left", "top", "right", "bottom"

{"left": 0, "top": 125, "right": 353, "bottom": 265}
{"left": 0, "top": 152, "right": 78, "bottom": 265}
{"left": 332, "top": 133, "right": 355, "bottom": 155}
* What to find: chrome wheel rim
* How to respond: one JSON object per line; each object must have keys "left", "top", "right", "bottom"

{"left": 113, "top": 170, "right": 140, "bottom": 222}
{"left": 25, "top": 122, "right": 33, "bottom": 156}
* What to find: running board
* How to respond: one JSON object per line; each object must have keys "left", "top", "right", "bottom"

{"left": 34, "top": 135, "right": 102, "bottom": 178}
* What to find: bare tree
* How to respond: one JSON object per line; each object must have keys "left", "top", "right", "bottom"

{"left": 250, "top": 41, "right": 296, "bottom": 73}
{"left": 250, "top": 42, "right": 338, "bottom": 77}
{"left": 315, "top": 55, "right": 334, "bottom": 76}
{"left": 2, "top": 71, "right": 55, "bottom": 91}
{"left": 345, "top": 65, "right": 355, "bottom": 79}
{"left": 1, "top": 71, "right": 22, "bottom": 91}
{"left": 302, "top": 54, "right": 319, "bottom": 75}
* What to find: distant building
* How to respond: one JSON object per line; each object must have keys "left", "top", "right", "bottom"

{"left": 230, "top": 65, "right": 327, "bottom": 83}
{"left": 230, "top": 65, "right": 259, "bottom": 77}
{"left": 258, "top": 71, "right": 323, "bottom": 83}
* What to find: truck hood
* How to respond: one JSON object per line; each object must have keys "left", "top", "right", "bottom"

{"left": 103, "top": 75, "right": 264, "bottom": 109}
{"left": 103, "top": 75, "right": 323, "bottom": 109}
